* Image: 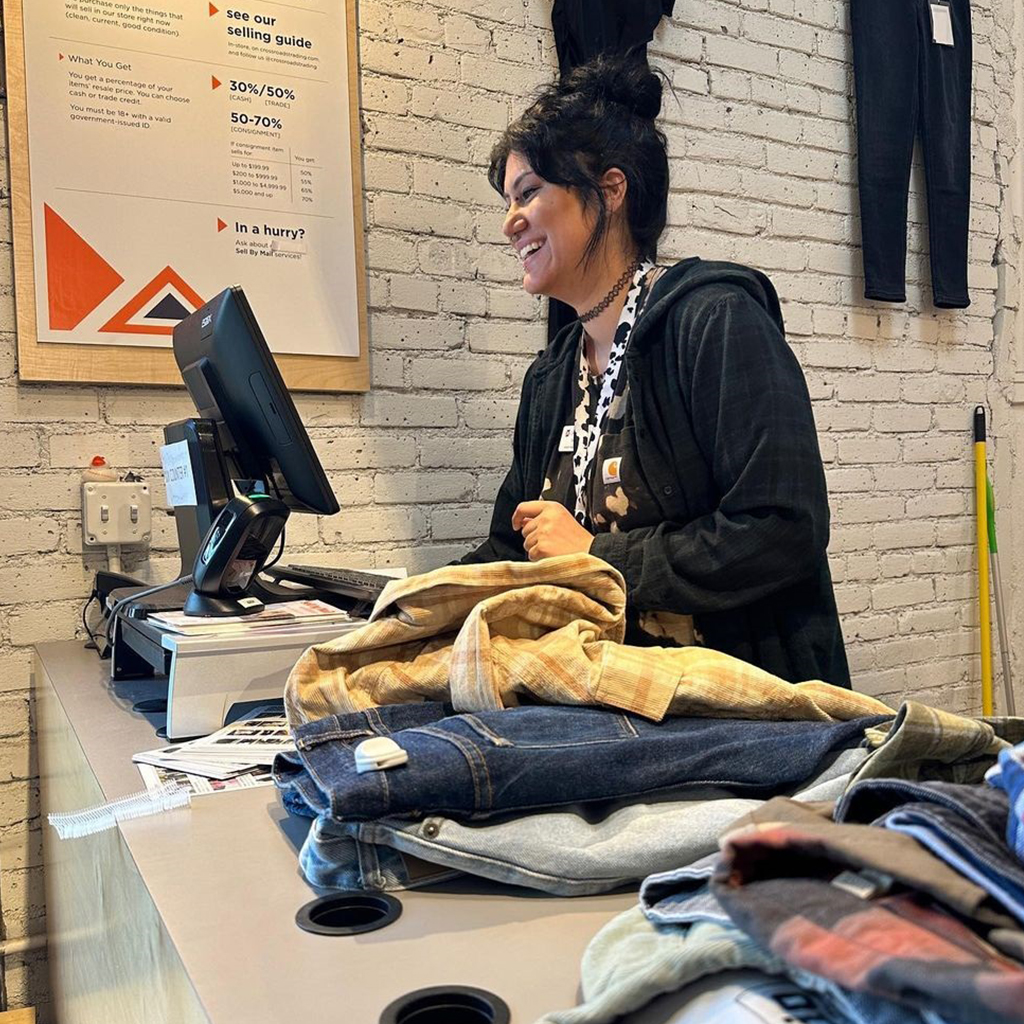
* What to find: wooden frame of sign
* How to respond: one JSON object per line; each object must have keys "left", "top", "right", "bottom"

{"left": 3, "top": 0, "right": 369, "bottom": 392}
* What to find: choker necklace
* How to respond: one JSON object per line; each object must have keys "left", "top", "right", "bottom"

{"left": 577, "top": 256, "right": 643, "bottom": 324}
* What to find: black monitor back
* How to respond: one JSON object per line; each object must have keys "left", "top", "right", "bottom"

{"left": 172, "top": 287, "right": 339, "bottom": 517}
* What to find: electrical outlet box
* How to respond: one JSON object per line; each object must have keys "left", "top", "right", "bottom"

{"left": 82, "top": 481, "right": 152, "bottom": 546}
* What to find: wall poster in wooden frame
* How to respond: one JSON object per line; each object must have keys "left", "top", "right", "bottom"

{"left": 4, "top": 0, "right": 368, "bottom": 392}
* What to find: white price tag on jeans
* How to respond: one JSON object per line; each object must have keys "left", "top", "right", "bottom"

{"left": 929, "top": 3, "right": 954, "bottom": 45}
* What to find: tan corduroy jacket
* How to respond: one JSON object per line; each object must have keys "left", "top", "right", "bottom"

{"left": 284, "top": 554, "right": 893, "bottom": 728}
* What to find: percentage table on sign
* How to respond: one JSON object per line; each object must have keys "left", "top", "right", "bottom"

{"left": 298, "top": 165, "right": 317, "bottom": 204}
{"left": 229, "top": 153, "right": 320, "bottom": 208}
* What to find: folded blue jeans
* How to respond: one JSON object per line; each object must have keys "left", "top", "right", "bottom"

{"left": 298, "top": 749, "right": 869, "bottom": 895}
{"left": 274, "top": 701, "right": 888, "bottom": 822}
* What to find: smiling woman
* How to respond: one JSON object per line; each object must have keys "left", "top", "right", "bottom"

{"left": 460, "top": 52, "right": 850, "bottom": 689}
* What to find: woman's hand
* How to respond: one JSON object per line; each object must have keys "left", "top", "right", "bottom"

{"left": 512, "top": 500, "right": 595, "bottom": 561}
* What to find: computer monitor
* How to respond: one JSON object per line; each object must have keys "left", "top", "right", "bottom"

{"left": 172, "top": 285, "right": 339, "bottom": 517}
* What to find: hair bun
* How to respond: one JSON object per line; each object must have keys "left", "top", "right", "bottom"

{"left": 566, "top": 52, "right": 663, "bottom": 121}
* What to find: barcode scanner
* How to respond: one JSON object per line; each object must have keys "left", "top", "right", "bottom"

{"left": 184, "top": 493, "right": 290, "bottom": 617}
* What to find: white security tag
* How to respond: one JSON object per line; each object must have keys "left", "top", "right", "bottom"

{"left": 354, "top": 736, "right": 409, "bottom": 773}
{"left": 558, "top": 425, "right": 574, "bottom": 453}
{"left": 929, "top": 3, "right": 954, "bottom": 45}
{"left": 602, "top": 457, "right": 622, "bottom": 485}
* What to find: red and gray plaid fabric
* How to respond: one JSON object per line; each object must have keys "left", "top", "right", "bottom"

{"left": 712, "top": 798, "right": 1024, "bottom": 1024}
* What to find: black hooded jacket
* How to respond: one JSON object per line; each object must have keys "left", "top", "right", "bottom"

{"left": 463, "top": 259, "right": 851, "bottom": 688}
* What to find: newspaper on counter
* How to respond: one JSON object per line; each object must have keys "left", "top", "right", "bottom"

{"left": 134, "top": 706, "right": 293, "bottom": 795}
{"left": 146, "top": 599, "right": 351, "bottom": 635}
{"left": 136, "top": 762, "right": 274, "bottom": 796}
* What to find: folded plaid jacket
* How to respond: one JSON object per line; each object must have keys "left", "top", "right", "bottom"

{"left": 285, "top": 554, "right": 892, "bottom": 728}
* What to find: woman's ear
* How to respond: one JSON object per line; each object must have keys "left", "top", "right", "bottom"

{"left": 600, "top": 168, "right": 628, "bottom": 214}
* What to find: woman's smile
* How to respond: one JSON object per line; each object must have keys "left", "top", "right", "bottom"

{"left": 519, "top": 239, "right": 545, "bottom": 269}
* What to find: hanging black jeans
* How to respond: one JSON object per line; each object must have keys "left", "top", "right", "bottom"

{"left": 851, "top": 0, "right": 972, "bottom": 309}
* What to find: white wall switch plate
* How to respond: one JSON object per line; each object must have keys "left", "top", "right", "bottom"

{"left": 82, "top": 481, "right": 153, "bottom": 546}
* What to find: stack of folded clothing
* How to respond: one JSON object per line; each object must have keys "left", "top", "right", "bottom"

{"left": 533, "top": 745, "right": 1024, "bottom": 1022}
{"left": 274, "top": 701, "right": 889, "bottom": 894}
{"left": 273, "top": 554, "right": 898, "bottom": 894}
{"left": 270, "top": 553, "right": 1024, "bottom": 1023}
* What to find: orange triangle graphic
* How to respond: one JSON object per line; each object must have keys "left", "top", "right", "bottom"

{"left": 217, "top": 218, "right": 228, "bottom": 232}
{"left": 98, "top": 267, "right": 205, "bottom": 335}
{"left": 211, "top": 75, "right": 221, "bottom": 89}
{"left": 209, "top": 2, "right": 219, "bottom": 15}
{"left": 44, "top": 204, "right": 124, "bottom": 331}
{"left": 59, "top": 53, "right": 64, "bottom": 61}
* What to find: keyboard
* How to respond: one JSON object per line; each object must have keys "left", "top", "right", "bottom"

{"left": 265, "top": 564, "right": 390, "bottom": 604}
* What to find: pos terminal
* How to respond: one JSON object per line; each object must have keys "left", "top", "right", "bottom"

{"left": 107, "top": 287, "right": 375, "bottom": 737}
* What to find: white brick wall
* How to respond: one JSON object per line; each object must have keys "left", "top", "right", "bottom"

{"left": 0, "top": 0, "right": 1021, "bottom": 1013}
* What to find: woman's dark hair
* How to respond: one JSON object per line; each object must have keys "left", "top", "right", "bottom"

{"left": 488, "top": 51, "right": 670, "bottom": 265}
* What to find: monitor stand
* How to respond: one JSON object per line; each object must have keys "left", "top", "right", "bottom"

{"left": 161, "top": 417, "right": 303, "bottom": 607}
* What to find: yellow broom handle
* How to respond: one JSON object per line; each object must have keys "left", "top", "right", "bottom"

{"left": 975, "top": 407, "right": 993, "bottom": 716}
